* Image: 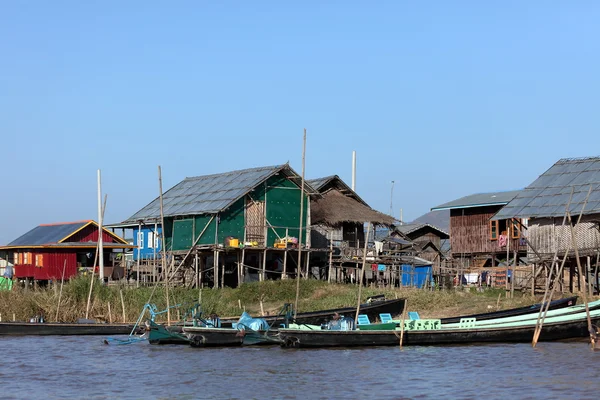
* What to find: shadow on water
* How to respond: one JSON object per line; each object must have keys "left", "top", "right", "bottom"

{"left": 1, "top": 336, "right": 599, "bottom": 399}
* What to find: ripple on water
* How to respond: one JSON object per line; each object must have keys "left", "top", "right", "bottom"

{"left": 1, "top": 338, "right": 599, "bottom": 399}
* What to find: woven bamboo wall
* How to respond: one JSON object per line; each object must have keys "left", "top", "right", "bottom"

{"left": 527, "top": 214, "right": 600, "bottom": 257}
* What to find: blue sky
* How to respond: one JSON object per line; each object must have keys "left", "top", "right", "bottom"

{"left": 1, "top": 1, "right": 599, "bottom": 244}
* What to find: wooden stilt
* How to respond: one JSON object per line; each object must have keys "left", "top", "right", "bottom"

{"left": 305, "top": 250, "right": 310, "bottom": 280}
{"left": 221, "top": 251, "right": 225, "bottom": 288}
{"left": 213, "top": 250, "right": 219, "bottom": 289}
{"left": 262, "top": 249, "right": 267, "bottom": 281}
{"left": 195, "top": 250, "right": 199, "bottom": 289}
{"left": 240, "top": 249, "right": 246, "bottom": 285}
{"left": 282, "top": 248, "right": 288, "bottom": 280}
{"left": 328, "top": 231, "right": 333, "bottom": 283}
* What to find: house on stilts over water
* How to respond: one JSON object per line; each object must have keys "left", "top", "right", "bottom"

{"left": 493, "top": 156, "right": 600, "bottom": 294}
{"left": 110, "top": 164, "right": 316, "bottom": 287}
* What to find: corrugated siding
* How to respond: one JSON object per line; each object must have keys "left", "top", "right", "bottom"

{"left": 265, "top": 175, "right": 308, "bottom": 247}
{"left": 218, "top": 198, "right": 245, "bottom": 244}
{"left": 172, "top": 219, "right": 194, "bottom": 249}
{"left": 527, "top": 214, "right": 600, "bottom": 257}
{"left": 14, "top": 251, "right": 77, "bottom": 280}
{"left": 70, "top": 226, "right": 116, "bottom": 243}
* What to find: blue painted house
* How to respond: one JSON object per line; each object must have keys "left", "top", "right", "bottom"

{"left": 132, "top": 225, "right": 162, "bottom": 261}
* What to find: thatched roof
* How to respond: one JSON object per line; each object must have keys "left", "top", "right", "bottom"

{"left": 310, "top": 189, "right": 396, "bottom": 227}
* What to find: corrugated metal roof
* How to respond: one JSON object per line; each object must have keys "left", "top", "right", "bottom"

{"left": 396, "top": 223, "right": 449, "bottom": 238}
{"left": 493, "top": 156, "right": 600, "bottom": 220}
{"left": 307, "top": 176, "right": 336, "bottom": 191}
{"left": 431, "top": 190, "right": 521, "bottom": 211}
{"left": 123, "top": 164, "right": 312, "bottom": 223}
{"left": 411, "top": 210, "right": 450, "bottom": 233}
{"left": 8, "top": 222, "right": 89, "bottom": 246}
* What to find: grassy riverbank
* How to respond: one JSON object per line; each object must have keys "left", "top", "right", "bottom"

{"left": 0, "top": 277, "right": 575, "bottom": 323}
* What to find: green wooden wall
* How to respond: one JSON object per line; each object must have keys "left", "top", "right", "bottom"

{"left": 168, "top": 175, "right": 309, "bottom": 251}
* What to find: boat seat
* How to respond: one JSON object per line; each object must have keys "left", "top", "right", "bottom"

{"left": 459, "top": 318, "right": 477, "bottom": 328}
{"left": 357, "top": 314, "right": 371, "bottom": 325}
{"left": 408, "top": 312, "right": 420, "bottom": 320}
{"left": 379, "top": 313, "right": 393, "bottom": 324}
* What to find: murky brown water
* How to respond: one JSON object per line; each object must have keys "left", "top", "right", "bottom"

{"left": 0, "top": 336, "right": 598, "bottom": 399}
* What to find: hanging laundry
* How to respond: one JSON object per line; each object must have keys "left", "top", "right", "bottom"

{"left": 465, "top": 272, "right": 479, "bottom": 284}
{"left": 378, "top": 264, "right": 386, "bottom": 272}
{"left": 498, "top": 234, "right": 507, "bottom": 247}
{"left": 374, "top": 241, "right": 384, "bottom": 254}
{"left": 371, "top": 264, "right": 378, "bottom": 271}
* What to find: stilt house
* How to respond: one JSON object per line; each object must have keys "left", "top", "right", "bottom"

{"left": 0, "top": 220, "right": 132, "bottom": 282}
{"left": 118, "top": 164, "right": 315, "bottom": 287}
{"left": 493, "top": 156, "right": 600, "bottom": 293}
{"left": 431, "top": 190, "right": 524, "bottom": 268}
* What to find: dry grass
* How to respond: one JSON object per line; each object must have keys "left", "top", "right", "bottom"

{"left": 0, "top": 276, "right": 578, "bottom": 323}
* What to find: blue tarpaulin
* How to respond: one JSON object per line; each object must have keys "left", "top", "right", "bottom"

{"left": 400, "top": 265, "right": 433, "bottom": 288}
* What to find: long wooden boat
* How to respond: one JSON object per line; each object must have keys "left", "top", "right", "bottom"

{"left": 440, "top": 299, "right": 600, "bottom": 329}
{"left": 0, "top": 321, "right": 139, "bottom": 336}
{"left": 279, "top": 308, "right": 600, "bottom": 348}
{"left": 439, "top": 296, "right": 578, "bottom": 324}
{"left": 220, "top": 297, "right": 405, "bottom": 327}
{"left": 182, "top": 325, "right": 281, "bottom": 347}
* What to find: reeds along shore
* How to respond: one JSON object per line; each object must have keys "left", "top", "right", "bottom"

{"left": 0, "top": 277, "right": 569, "bottom": 324}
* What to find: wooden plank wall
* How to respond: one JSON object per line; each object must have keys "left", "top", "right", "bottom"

{"left": 450, "top": 206, "right": 524, "bottom": 256}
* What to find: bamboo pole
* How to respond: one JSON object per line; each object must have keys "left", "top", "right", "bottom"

{"left": 107, "top": 302, "right": 112, "bottom": 324}
{"left": 86, "top": 194, "right": 107, "bottom": 320}
{"left": 354, "top": 224, "right": 371, "bottom": 323}
{"left": 328, "top": 231, "right": 333, "bottom": 283}
{"left": 262, "top": 249, "right": 267, "bottom": 281}
{"left": 568, "top": 212, "right": 593, "bottom": 347}
{"left": 221, "top": 250, "right": 225, "bottom": 288}
{"left": 531, "top": 190, "right": 574, "bottom": 346}
{"left": 55, "top": 259, "right": 67, "bottom": 322}
{"left": 120, "top": 288, "right": 126, "bottom": 323}
{"left": 399, "top": 300, "right": 408, "bottom": 348}
{"left": 136, "top": 220, "right": 141, "bottom": 288}
{"left": 533, "top": 187, "right": 591, "bottom": 347}
{"left": 294, "top": 128, "right": 307, "bottom": 319}
{"left": 158, "top": 165, "right": 169, "bottom": 326}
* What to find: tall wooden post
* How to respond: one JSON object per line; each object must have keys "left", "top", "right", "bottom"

{"left": 158, "top": 166, "right": 169, "bottom": 326}
{"left": 328, "top": 231, "right": 333, "bottom": 283}
{"left": 354, "top": 224, "right": 371, "bottom": 322}
{"left": 294, "top": 128, "right": 307, "bottom": 318}
{"left": 195, "top": 250, "right": 199, "bottom": 288}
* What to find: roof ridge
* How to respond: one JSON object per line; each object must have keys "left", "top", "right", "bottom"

{"left": 557, "top": 156, "right": 600, "bottom": 164}
{"left": 39, "top": 220, "right": 92, "bottom": 227}
{"left": 184, "top": 164, "right": 285, "bottom": 181}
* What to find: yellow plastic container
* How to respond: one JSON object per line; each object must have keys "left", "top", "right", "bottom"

{"left": 229, "top": 238, "right": 239, "bottom": 247}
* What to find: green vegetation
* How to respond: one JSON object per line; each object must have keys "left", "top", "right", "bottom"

{"left": 0, "top": 276, "right": 568, "bottom": 323}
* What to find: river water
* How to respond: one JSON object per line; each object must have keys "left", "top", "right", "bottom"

{"left": 0, "top": 336, "right": 598, "bottom": 399}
